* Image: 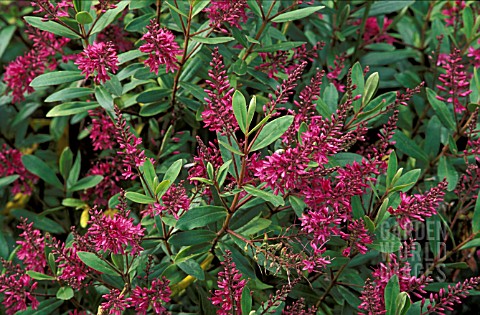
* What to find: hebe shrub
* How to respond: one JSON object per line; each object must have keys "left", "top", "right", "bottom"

{"left": 0, "top": 0, "right": 479, "bottom": 314}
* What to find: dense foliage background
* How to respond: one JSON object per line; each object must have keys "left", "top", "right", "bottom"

{"left": 0, "top": 0, "right": 480, "bottom": 314}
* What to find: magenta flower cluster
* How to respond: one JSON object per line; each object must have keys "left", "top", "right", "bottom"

{"left": 202, "top": 48, "right": 239, "bottom": 135}
{"left": 210, "top": 250, "right": 247, "bottom": 315}
{"left": 139, "top": 19, "right": 181, "bottom": 74}
{"left": 75, "top": 41, "right": 119, "bottom": 84}
{"left": 0, "top": 145, "right": 38, "bottom": 196}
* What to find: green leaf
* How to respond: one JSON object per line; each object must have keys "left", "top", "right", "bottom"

{"left": 396, "top": 292, "right": 411, "bottom": 315}
{"left": 218, "top": 139, "right": 244, "bottom": 156}
{"left": 141, "top": 158, "right": 156, "bottom": 189}
{"left": 250, "top": 115, "right": 294, "bottom": 151}
{"left": 386, "top": 151, "right": 398, "bottom": 187}
{"left": 155, "top": 180, "right": 171, "bottom": 199}
{"left": 244, "top": 185, "right": 284, "bottom": 207}
{"left": 69, "top": 175, "right": 104, "bottom": 192}
{"left": 125, "top": 192, "right": 155, "bottom": 204}
{"left": 24, "top": 16, "right": 81, "bottom": 39}
{"left": 30, "top": 71, "right": 84, "bottom": 87}
{"left": 45, "top": 87, "right": 93, "bottom": 102}
{"left": 56, "top": 286, "right": 74, "bottom": 300}
{"left": 462, "top": 6, "right": 474, "bottom": 40}
{"left": 247, "top": 96, "right": 256, "bottom": 130}
{"left": 351, "top": 62, "right": 365, "bottom": 112}
{"left": 233, "top": 90, "right": 248, "bottom": 134}
{"left": 363, "top": 72, "right": 379, "bottom": 106}
{"left": 460, "top": 238, "right": 480, "bottom": 250}
{"left": 59, "top": 147, "right": 73, "bottom": 180}
{"left": 95, "top": 86, "right": 114, "bottom": 114}
{"left": 271, "top": 5, "right": 324, "bottom": 22}
{"left": 255, "top": 41, "right": 306, "bottom": 53}
{"left": 168, "top": 230, "right": 216, "bottom": 247}
{"left": 139, "top": 103, "right": 171, "bottom": 116}
{"left": 177, "top": 259, "right": 205, "bottom": 280}
{"left": 426, "top": 88, "right": 456, "bottom": 131}
{"left": 191, "top": 36, "right": 235, "bottom": 44}
{"left": 472, "top": 191, "right": 480, "bottom": 234}
{"left": 10, "top": 209, "right": 65, "bottom": 234}
{"left": 136, "top": 88, "right": 171, "bottom": 103}
{"left": 90, "top": 1, "right": 130, "bottom": 34}
{"left": 67, "top": 152, "right": 81, "bottom": 187}
{"left": 16, "top": 299, "right": 63, "bottom": 315}
{"left": 385, "top": 275, "right": 400, "bottom": 315}
{"left": 62, "top": 198, "right": 86, "bottom": 208}
{"left": 118, "top": 49, "right": 145, "bottom": 65}
{"left": 22, "top": 155, "right": 63, "bottom": 189}
{"left": 176, "top": 206, "right": 227, "bottom": 230}
{"left": 0, "top": 25, "right": 16, "bottom": 59}
{"left": 77, "top": 251, "right": 120, "bottom": 276}
{"left": 392, "top": 131, "right": 429, "bottom": 163}
{"left": 438, "top": 156, "right": 458, "bottom": 191}
{"left": 75, "top": 11, "right": 93, "bottom": 24}
{"left": 0, "top": 175, "right": 19, "bottom": 189}
{"left": 241, "top": 286, "right": 252, "bottom": 314}
{"left": 26, "top": 271, "right": 56, "bottom": 281}
{"left": 46, "top": 102, "right": 99, "bottom": 117}
{"left": 390, "top": 169, "right": 421, "bottom": 193}
{"left": 444, "top": 262, "right": 469, "bottom": 269}
{"left": 163, "top": 159, "right": 183, "bottom": 185}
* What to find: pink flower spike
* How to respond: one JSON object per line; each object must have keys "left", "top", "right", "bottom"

{"left": 139, "top": 19, "right": 181, "bottom": 74}
{"left": 75, "top": 42, "right": 119, "bottom": 84}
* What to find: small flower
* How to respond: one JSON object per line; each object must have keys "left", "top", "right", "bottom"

{"left": 139, "top": 20, "right": 181, "bottom": 74}
{"left": 388, "top": 180, "right": 448, "bottom": 230}
{"left": 210, "top": 250, "right": 247, "bottom": 315}
{"left": 0, "top": 261, "right": 39, "bottom": 315}
{"left": 114, "top": 106, "right": 148, "bottom": 179}
{"left": 0, "top": 145, "right": 38, "bottom": 195}
{"left": 75, "top": 42, "right": 119, "bottom": 84}
{"left": 127, "top": 277, "right": 171, "bottom": 315}
{"left": 204, "top": 0, "right": 248, "bottom": 32}
{"left": 436, "top": 48, "right": 473, "bottom": 113}
{"left": 16, "top": 219, "right": 47, "bottom": 273}
{"left": 202, "top": 47, "right": 238, "bottom": 134}
{"left": 88, "top": 109, "right": 117, "bottom": 151}
{"left": 339, "top": 219, "right": 373, "bottom": 257}
{"left": 357, "top": 17, "right": 395, "bottom": 45}
{"left": 143, "top": 182, "right": 190, "bottom": 219}
{"left": 85, "top": 206, "right": 144, "bottom": 256}
{"left": 441, "top": 0, "right": 465, "bottom": 27}
{"left": 100, "top": 289, "right": 129, "bottom": 315}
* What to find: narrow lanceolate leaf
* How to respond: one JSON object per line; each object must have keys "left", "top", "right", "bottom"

{"left": 76, "top": 251, "right": 120, "bottom": 276}
{"left": 176, "top": 206, "right": 227, "bottom": 230}
{"left": 250, "top": 115, "right": 294, "bottom": 151}
{"left": 386, "top": 151, "right": 398, "bottom": 188}
{"left": 392, "top": 131, "right": 429, "bottom": 163}
{"left": 384, "top": 275, "right": 400, "bottom": 315}
{"left": 46, "top": 102, "right": 99, "bottom": 117}
{"left": 95, "top": 86, "right": 114, "bottom": 114}
{"left": 244, "top": 185, "right": 284, "bottom": 207}
{"left": 30, "top": 71, "right": 84, "bottom": 87}
{"left": 271, "top": 5, "right": 324, "bottom": 23}
{"left": 362, "top": 72, "right": 379, "bottom": 106}
{"left": 426, "top": 88, "right": 456, "bottom": 131}
{"left": 24, "top": 16, "right": 81, "bottom": 39}
{"left": 232, "top": 90, "right": 248, "bottom": 134}
{"left": 0, "top": 175, "right": 19, "bottom": 189}
{"left": 437, "top": 156, "right": 458, "bottom": 191}
{"left": 125, "top": 192, "right": 155, "bottom": 204}
{"left": 26, "top": 271, "right": 56, "bottom": 281}
{"left": 69, "top": 175, "right": 104, "bottom": 192}
{"left": 21, "top": 155, "right": 63, "bottom": 190}
{"left": 191, "top": 36, "right": 235, "bottom": 44}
